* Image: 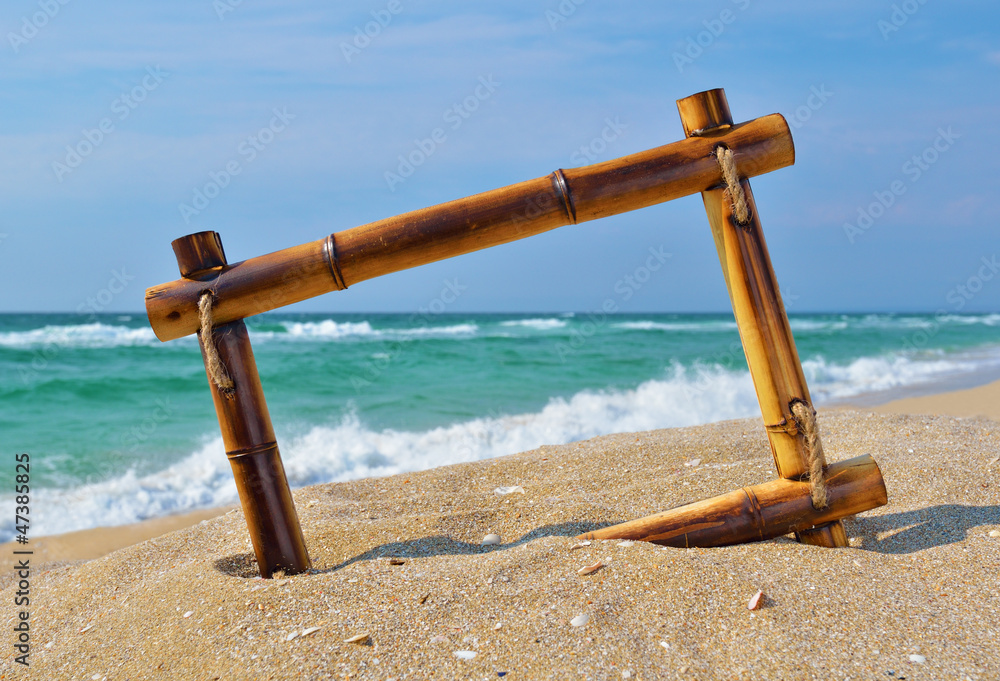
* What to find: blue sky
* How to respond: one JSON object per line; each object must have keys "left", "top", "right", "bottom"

{"left": 1, "top": 1, "right": 997, "bottom": 314}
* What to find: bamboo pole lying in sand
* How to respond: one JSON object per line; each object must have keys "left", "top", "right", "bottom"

{"left": 578, "top": 455, "right": 886, "bottom": 548}
{"left": 146, "top": 113, "right": 793, "bottom": 342}
{"left": 173, "top": 232, "right": 310, "bottom": 578}
{"left": 676, "top": 89, "right": 849, "bottom": 548}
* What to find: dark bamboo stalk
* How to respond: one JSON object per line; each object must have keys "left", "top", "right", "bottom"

{"left": 676, "top": 89, "right": 850, "bottom": 547}
{"left": 146, "top": 113, "right": 793, "bottom": 341}
{"left": 577, "top": 455, "right": 886, "bottom": 548}
{"left": 174, "top": 231, "right": 310, "bottom": 578}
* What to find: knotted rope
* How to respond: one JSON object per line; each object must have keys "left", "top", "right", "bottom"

{"left": 715, "top": 146, "right": 751, "bottom": 225}
{"left": 791, "top": 401, "right": 828, "bottom": 509}
{"left": 198, "top": 293, "right": 234, "bottom": 395}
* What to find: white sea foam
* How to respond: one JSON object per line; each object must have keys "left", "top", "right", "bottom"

{"left": 1, "top": 366, "right": 760, "bottom": 539}
{"left": 0, "top": 323, "right": 159, "bottom": 348}
{"left": 276, "top": 320, "right": 478, "bottom": 340}
{"left": 498, "top": 318, "right": 568, "bottom": 330}
{"left": 5, "top": 339, "right": 1000, "bottom": 539}
{"left": 613, "top": 320, "right": 738, "bottom": 332}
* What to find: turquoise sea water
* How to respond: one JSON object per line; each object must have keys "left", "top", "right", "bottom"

{"left": 2, "top": 311, "right": 999, "bottom": 540}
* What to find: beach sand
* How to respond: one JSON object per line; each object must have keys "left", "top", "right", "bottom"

{"left": 2, "top": 386, "right": 999, "bottom": 679}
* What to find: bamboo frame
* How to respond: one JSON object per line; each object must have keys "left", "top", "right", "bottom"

{"left": 146, "top": 113, "right": 793, "bottom": 342}
{"left": 146, "top": 89, "right": 885, "bottom": 572}
{"left": 677, "top": 89, "right": 851, "bottom": 548}
{"left": 173, "top": 232, "right": 310, "bottom": 578}
{"left": 578, "top": 455, "right": 886, "bottom": 548}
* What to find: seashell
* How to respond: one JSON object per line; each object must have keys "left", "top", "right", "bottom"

{"left": 577, "top": 561, "right": 605, "bottom": 576}
{"left": 659, "top": 641, "right": 670, "bottom": 650}
{"left": 684, "top": 458, "right": 701, "bottom": 467}
{"left": 286, "top": 631, "right": 299, "bottom": 641}
{"left": 494, "top": 486, "right": 525, "bottom": 496}
{"left": 79, "top": 625, "right": 94, "bottom": 633}
{"left": 454, "top": 650, "right": 477, "bottom": 660}
{"left": 481, "top": 534, "right": 502, "bottom": 546}
{"left": 570, "top": 541, "right": 591, "bottom": 550}
{"left": 747, "top": 590, "right": 764, "bottom": 610}
{"left": 388, "top": 557, "right": 406, "bottom": 565}
{"left": 345, "top": 633, "right": 370, "bottom": 644}
{"left": 908, "top": 654, "right": 926, "bottom": 664}
{"left": 300, "top": 627, "right": 321, "bottom": 637}
{"left": 430, "top": 635, "right": 448, "bottom": 644}
{"left": 989, "top": 530, "right": 1000, "bottom": 538}
{"left": 493, "top": 622, "right": 502, "bottom": 630}
{"left": 617, "top": 540, "right": 634, "bottom": 547}
{"left": 183, "top": 611, "right": 193, "bottom": 618}
{"left": 570, "top": 613, "right": 590, "bottom": 627}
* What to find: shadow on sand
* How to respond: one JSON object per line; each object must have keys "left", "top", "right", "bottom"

{"left": 214, "top": 520, "right": 616, "bottom": 578}
{"left": 847, "top": 503, "right": 1000, "bottom": 554}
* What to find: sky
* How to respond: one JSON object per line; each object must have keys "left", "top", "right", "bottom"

{"left": 0, "top": 1, "right": 998, "bottom": 314}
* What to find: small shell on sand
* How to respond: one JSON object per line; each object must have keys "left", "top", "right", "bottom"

{"left": 909, "top": 654, "right": 926, "bottom": 664}
{"left": 748, "top": 590, "right": 764, "bottom": 610}
{"left": 617, "top": 540, "right": 635, "bottom": 547}
{"left": 989, "top": 530, "right": 1000, "bottom": 538}
{"left": 345, "top": 633, "right": 370, "bottom": 644}
{"left": 570, "top": 614, "right": 590, "bottom": 627}
{"left": 570, "top": 541, "right": 591, "bottom": 550}
{"left": 454, "top": 650, "right": 477, "bottom": 660}
{"left": 79, "top": 625, "right": 94, "bottom": 633}
{"left": 481, "top": 534, "right": 502, "bottom": 546}
{"left": 285, "top": 631, "right": 299, "bottom": 641}
{"left": 388, "top": 557, "right": 406, "bottom": 565}
{"left": 301, "top": 627, "right": 321, "bottom": 637}
{"left": 494, "top": 486, "right": 525, "bottom": 496}
{"left": 493, "top": 622, "right": 502, "bottom": 630}
{"left": 578, "top": 561, "right": 605, "bottom": 576}
{"left": 183, "top": 611, "right": 193, "bottom": 618}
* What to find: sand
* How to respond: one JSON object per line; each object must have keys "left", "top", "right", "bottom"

{"left": 2, "top": 388, "right": 999, "bottom": 679}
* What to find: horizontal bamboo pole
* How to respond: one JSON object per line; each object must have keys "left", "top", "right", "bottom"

{"left": 146, "top": 113, "right": 793, "bottom": 341}
{"left": 576, "top": 455, "right": 886, "bottom": 548}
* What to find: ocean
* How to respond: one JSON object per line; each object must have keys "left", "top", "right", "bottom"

{"left": 2, "top": 311, "right": 999, "bottom": 541}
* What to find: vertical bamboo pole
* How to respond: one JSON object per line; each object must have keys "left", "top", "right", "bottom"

{"left": 676, "top": 89, "right": 847, "bottom": 548}
{"left": 172, "top": 231, "right": 311, "bottom": 576}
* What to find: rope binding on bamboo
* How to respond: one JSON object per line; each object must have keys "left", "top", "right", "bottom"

{"left": 715, "top": 146, "right": 751, "bottom": 225}
{"left": 791, "top": 400, "right": 828, "bottom": 509}
{"left": 198, "top": 292, "right": 235, "bottom": 396}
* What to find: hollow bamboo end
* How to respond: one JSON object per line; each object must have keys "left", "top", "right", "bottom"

{"left": 677, "top": 89, "right": 733, "bottom": 137}
{"left": 172, "top": 230, "right": 228, "bottom": 276}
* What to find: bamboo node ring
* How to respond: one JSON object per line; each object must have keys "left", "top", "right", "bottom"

{"left": 715, "top": 146, "right": 751, "bottom": 226}
{"left": 198, "top": 292, "right": 235, "bottom": 396}
{"left": 791, "top": 400, "right": 828, "bottom": 509}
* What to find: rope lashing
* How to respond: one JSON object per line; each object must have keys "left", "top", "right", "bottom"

{"left": 198, "top": 293, "right": 235, "bottom": 395}
{"left": 715, "top": 146, "right": 751, "bottom": 225}
{"left": 791, "top": 401, "right": 828, "bottom": 509}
